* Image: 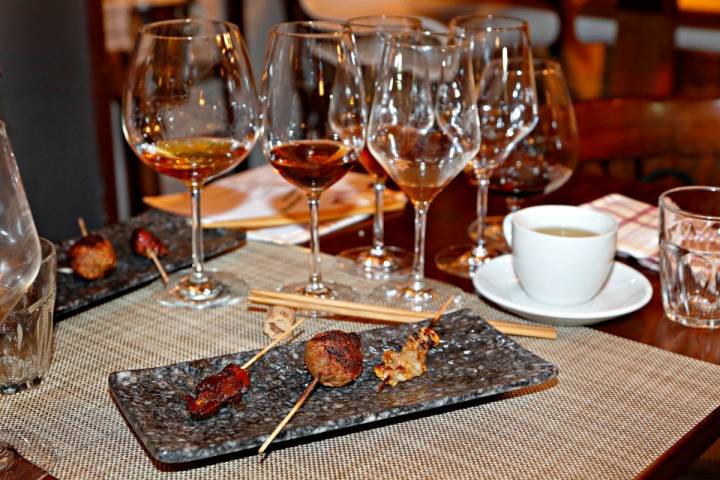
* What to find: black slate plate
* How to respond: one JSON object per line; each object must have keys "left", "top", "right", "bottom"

{"left": 54, "top": 209, "right": 245, "bottom": 320}
{"left": 108, "top": 310, "right": 558, "bottom": 464}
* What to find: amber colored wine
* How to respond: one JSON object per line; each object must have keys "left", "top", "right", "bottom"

{"left": 138, "top": 137, "right": 247, "bottom": 183}
{"left": 268, "top": 140, "right": 357, "bottom": 193}
{"left": 358, "top": 147, "right": 388, "bottom": 182}
{"left": 369, "top": 127, "right": 470, "bottom": 204}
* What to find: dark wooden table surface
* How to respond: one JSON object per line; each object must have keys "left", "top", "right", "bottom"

{"left": 319, "top": 171, "right": 720, "bottom": 479}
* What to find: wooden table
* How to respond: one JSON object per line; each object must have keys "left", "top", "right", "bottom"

{"left": 319, "top": 172, "right": 720, "bottom": 479}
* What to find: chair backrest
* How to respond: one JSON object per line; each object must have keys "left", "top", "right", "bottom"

{"left": 574, "top": 97, "right": 720, "bottom": 184}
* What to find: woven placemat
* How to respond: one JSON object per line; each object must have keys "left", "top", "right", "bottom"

{"left": 2, "top": 241, "right": 719, "bottom": 479}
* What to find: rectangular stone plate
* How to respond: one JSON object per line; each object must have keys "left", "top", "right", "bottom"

{"left": 54, "top": 209, "right": 245, "bottom": 320}
{"left": 108, "top": 310, "right": 557, "bottom": 464}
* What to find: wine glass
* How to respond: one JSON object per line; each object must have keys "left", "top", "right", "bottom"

{"left": 122, "top": 19, "right": 260, "bottom": 308}
{"left": 367, "top": 30, "right": 481, "bottom": 310}
{"left": 260, "top": 21, "right": 366, "bottom": 300}
{"left": 0, "top": 121, "right": 41, "bottom": 322}
{"left": 336, "top": 15, "right": 421, "bottom": 280}
{"left": 435, "top": 15, "right": 538, "bottom": 278}
{"left": 482, "top": 59, "right": 579, "bottom": 222}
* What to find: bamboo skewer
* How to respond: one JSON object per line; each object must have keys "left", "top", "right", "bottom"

{"left": 241, "top": 318, "right": 305, "bottom": 370}
{"left": 431, "top": 296, "right": 455, "bottom": 326}
{"left": 258, "top": 376, "right": 319, "bottom": 458}
{"left": 77, "top": 217, "right": 89, "bottom": 237}
{"left": 248, "top": 290, "right": 557, "bottom": 340}
{"left": 146, "top": 250, "right": 169, "bottom": 287}
{"left": 251, "top": 289, "right": 429, "bottom": 319}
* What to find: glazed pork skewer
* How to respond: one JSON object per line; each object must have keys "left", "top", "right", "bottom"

{"left": 130, "top": 227, "right": 169, "bottom": 286}
{"left": 186, "top": 318, "right": 305, "bottom": 420}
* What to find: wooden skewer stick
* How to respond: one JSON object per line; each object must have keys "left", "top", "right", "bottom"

{"left": 146, "top": 250, "right": 169, "bottom": 287}
{"left": 258, "top": 376, "right": 319, "bottom": 458}
{"left": 241, "top": 317, "right": 305, "bottom": 370}
{"left": 431, "top": 296, "right": 455, "bottom": 326}
{"left": 248, "top": 292, "right": 557, "bottom": 340}
{"left": 77, "top": 217, "right": 89, "bottom": 237}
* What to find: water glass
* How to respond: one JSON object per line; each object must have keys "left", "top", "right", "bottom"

{"left": 659, "top": 186, "right": 720, "bottom": 329}
{"left": 0, "top": 238, "right": 56, "bottom": 393}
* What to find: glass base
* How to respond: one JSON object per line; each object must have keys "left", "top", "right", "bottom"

{"left": 466, "top": 215, "right": 509, "bottom": 245}
{"left": 154, "top": 268, "right": 248, "bottom": 309}
{"left": 368, "top": 278, "right": 464, "bottom": 313}
{"left": 336, "top": 245, "right": 413, "bottom": 280}
{"left": 0, "top": 376, "right": 42, "bottom": 395}
{"left": 278, "top": 280, "right": 358, "bottom": 317}
{"left": 279, "top": 280, "right": 357, "bottom": 301}
{"left": 435, "top": 242, "right": 510, "bottom": 279}
{"left": 666, "top": 311, "right": 720, "bottom": 329}
{"left": 0, "top": 429, "right": 56, "bottom": 473}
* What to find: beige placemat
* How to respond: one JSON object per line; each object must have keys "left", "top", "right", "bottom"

{"left": 2, "top": 242, "right": 719, "bottom": 479}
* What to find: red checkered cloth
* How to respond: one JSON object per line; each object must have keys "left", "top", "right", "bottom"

{"left": 581, "top": 193, "right": 659, "bottom": 271}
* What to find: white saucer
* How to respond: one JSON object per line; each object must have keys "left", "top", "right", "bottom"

{"left": 472, "top": 255, "right": 653, "bottom": 326}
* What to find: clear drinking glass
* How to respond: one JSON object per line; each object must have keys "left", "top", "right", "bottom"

{"left": 0, "top": 120, "right": 41, "bottom": 322}
{"left": 261, "top": 21, "right": 366, "bottom": 300}
{"left": 367, "top": 30, "right": 481, "bottom": 310}
{"left": 659, "top": 186, "right": 720, "bottom": 329}
{"left": 435, "top": 15, "right": 538, "bottom": 278}
{"left": 467, "top": 60, "right": 578, "bottom": 242}
{"left": 123, "top": 19, "right": 260, "bottom": 308}
{"left": 1, "top": 238, "right": 56, "bottom": 394}
{"left": 336, "top": 15, "right": 420, "bottom": 280}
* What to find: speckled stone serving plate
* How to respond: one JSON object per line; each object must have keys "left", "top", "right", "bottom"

{"left": 109, "top": 310, "right": 557, "bottom": 464}
{"left": 55, "top": 209, "right": 245, "bottom": 320}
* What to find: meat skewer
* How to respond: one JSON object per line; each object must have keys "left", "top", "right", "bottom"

{"left": 131, "top": 227, "right": 170, "bottom": 286}
{"left": 68, "top": 217, "right": 117, "bottom": 280}
{"left": 186, "top": 317, "right": 305, "bottom": 420}
{"left": 258, "top": 330, "right": 363, "bottom": 457}
{"left": 376, "top": 296, "right": 454, "bottom": 392}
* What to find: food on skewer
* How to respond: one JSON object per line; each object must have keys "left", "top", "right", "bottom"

{"left": 375, "top": 296, "right": 454, "bottom": 391}
{"left": 131, "top": 227, "right": 168, "bottom": 258}
{"left": 374, "top": 326, "right": 440, "bottom": 390}
{"left": 68, "top": 218, "right": 117, "bottom": 280}
{"left": 131, "top": 227, "right": 170, "bottom": 285}
{"left": 304, "top": 330, "right": 363, "bottom": 387}
{"left": 186, "top": 363, "right": 250, "bottom": 420}
{"left": 258, "top": 330, "right": 363, "bottom": 457}
{"left": 185, "top": 318, "right": 304, "bottom": 420}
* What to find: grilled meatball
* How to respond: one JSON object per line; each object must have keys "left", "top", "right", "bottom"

{"left": 304, "top": 330, "right": 363, "bottom": 387}
{"left": 131, "top": 227, "right": 168, "bottom": 258}
{"left": 68, "top": 234, "right": 116, "bottom": 280}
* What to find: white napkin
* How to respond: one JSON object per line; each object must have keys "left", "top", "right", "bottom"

{"left": 581, "top": 193, "right": 659, "bottom": 270}
{"left": 144, "top": 165, "right": 406, "bottom": 245}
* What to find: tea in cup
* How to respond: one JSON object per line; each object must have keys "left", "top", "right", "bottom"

{"left": 502, "top": 205, "right": 618, "bottom": 306}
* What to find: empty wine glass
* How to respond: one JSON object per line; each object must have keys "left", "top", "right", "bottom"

{"left": 435, "top": 15, "right": 538, "bottom": 278}
{"left": 0, "top": 121, "right": 41, "bottom": 322}
{"left": 123, "top": 19, "right": 260, "bottom": 308}
{"left": 367, "top": 30, "right": 481, "bottom": 310}
{"left": 261, "top": 21, "right": 366, "bottom": 300}
{"left": 336, "top": 15, "right": 421, "bottom": 280}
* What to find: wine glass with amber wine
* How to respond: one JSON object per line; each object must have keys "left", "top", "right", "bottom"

{"left": 335, "top": 15, "right": 421, "bottom": 280}
{"left": 123, "top": 19, "right": 260, "bottom": 308}
{"left": 261, "top": 21, "right": 366, "bottom": 300}
{"left": 368, "top": 31, "right": 481, "bottom": 310}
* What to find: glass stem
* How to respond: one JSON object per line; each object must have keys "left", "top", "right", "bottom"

{"left": 370, "top": 180, "right": 386, "bottom": 257}
{"left": 411, "top": 202, "right": 429, "bottom": 292}
{"left": 307, "top": 192, "right": 324, "bottom": 292}
{"left": 506, "top": 196, "right": 522, "bottom": 213}
{"left": 190, "top": 184, "right": 208, "bottom": 284}
{"left": 472, "top": 173, "right": 490, "bottom": 260}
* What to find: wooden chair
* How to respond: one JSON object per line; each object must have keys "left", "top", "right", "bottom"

{"left": 573, "top": 97, "right": 720, "bottom": 186}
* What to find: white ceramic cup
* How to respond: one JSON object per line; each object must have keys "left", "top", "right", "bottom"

{"left": 502, "top": 205, "right": 618, "bottom": 306}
